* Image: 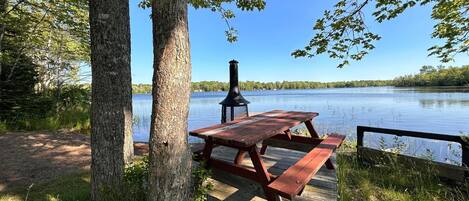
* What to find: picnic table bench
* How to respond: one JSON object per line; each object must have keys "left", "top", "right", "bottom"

{"left": 190, "top": 110, "right": 345, "bottom": 201}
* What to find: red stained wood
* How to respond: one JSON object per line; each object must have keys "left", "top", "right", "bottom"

{"left": 203, "top": 138, "right": 214, "bottom": 162}
{"left": 208, "top": 158, "right": 276, "bottom": 182}
{"left": 261, "top": 134, "right": 323, "bottom": 154}
{"left": 234, "top": 150, "right": 247, "bottom": 165}
{"left": 248, "top": 146, "right": 272, "bottom": 185}
{"left": 267, "top": 134, "right": 345, "bottom": 199}
{"left": 305, "top": 119, "right": 335, "bottom": 169}
{"left": 190, "top": 110, "right": 318, "bottom": 147}
{"left": 191, "top": 110, "right": 343, "bottom": 200}
{"left": 260, "top": 144, "right": 268, "bottom": 155}
{"left": 270, "top": 134, "right": 323, "bottom": 145}
{"left": 305, "top": 120, "right": 320, "bottom": 138}
{"left": 284, "top": 129, "right": 292, "bottom": 140}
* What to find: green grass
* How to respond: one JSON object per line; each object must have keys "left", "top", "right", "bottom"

{"left": 0, "top": 172, "right": 90, "bottom": 201}
{"left": 337, "top": 143, "right": 469, "bottom": 201}
{"left": 0, "top": 121, "right": 7, "bottom": 134}
{"left": 3, "top": 108, "right": 90, "bottom": 134}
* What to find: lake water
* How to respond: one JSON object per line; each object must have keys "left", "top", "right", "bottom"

{"left": 132, "top": 87, "right": 469, "bottom": 164}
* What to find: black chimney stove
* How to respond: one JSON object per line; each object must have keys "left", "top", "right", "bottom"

{"left": 220, "top": 60, "right": 250, "bottom": 123}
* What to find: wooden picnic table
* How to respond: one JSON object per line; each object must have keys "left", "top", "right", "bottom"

{"left": 190, "top": 110, "right": 345, "bottom": 201}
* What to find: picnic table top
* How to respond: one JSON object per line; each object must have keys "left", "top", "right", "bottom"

{"left": 189, "top": 110, "right": 318, "bottom": 147}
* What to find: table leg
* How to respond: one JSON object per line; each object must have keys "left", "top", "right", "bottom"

{"left": 305, "top": 120, "right": 320, "bottom": 138}
{"left": 260, "top": 129, "right": 292, "bottom": 155}
{"left": 260, "top": 144, "right": 268, "bottom": 155}
{"left": 248, "top": 146, "right": 280, "bottom": 201}
{"left": 305, "top": 120, "right": 335, "bottom": 170}
{"left": 202, "top": 137, "right": 214, "bottom": 166}
{"left": 284, "top": 129, "right": 292, "bottom": 140}
{"left": 234, "top": 150, "right": 246, "bottom": 165}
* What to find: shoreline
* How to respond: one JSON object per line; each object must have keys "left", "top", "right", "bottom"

{"left": 132, "top": 85, "right": 469, "bottom": 95}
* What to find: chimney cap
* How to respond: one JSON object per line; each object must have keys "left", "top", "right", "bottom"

{"left": 229, "top": 60, "right": 239, "bottom": 64}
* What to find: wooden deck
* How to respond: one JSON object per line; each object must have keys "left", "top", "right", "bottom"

{"left": 205, "top": 145, "right": 338, "bottom": 201}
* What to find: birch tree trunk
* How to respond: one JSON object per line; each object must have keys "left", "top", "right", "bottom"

{"left": 148, "top": 0, "right": 193, "bottom": 200}
{"left": 89, "top": 0, "right": 134, "bottom": 200}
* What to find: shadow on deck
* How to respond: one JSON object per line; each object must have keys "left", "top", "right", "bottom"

{"left": 205, "top": 145, "right": 338, "bottom": 201}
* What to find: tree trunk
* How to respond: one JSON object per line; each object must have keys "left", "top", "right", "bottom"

{"left": 148, "top": 0, "right": 193, "bottom": 200}
{"left": 89, "top": 0, "right": 134, "bottom": 200}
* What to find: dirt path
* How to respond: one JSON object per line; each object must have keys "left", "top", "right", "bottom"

{"left": 0, "top": 132, "right": 188, "bottom": 193}
{"left": 0, "top": 132, "right": 91, "bottom": 192}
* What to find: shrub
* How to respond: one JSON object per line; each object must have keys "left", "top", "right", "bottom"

{"left": 0, "top": 85, "right": 91, "bottom": 133}
{"left": 100, "top": 156, "right": 213, "bottom": 201}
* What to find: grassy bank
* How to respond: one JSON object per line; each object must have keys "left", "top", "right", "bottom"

{"left": 337, "top": 153, "right": 468, "bottom": 201}
{"left": 336, "top": 142, "right": 468, "bottom": 201}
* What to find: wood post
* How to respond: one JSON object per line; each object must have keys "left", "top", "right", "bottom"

{"left": 357, "top": 126, "right": 365, "bottom": 163}
{"left": 461, "top": 137, "right": 469, "bottom": 178}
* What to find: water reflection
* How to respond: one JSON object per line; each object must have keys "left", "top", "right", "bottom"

{"left": 364, "top": 133, "right": 463, "bottom": 165}
{"left": 419, "top": 99, "right": 469, "bottom": 108}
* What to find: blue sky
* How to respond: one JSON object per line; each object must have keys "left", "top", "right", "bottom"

{"left": 129, "top": 0, "right": 468, "bottom": 84}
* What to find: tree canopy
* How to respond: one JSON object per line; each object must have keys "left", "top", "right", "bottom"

{"left": 1, "top": 0, "right": 89, "bottom": 91}
{"left": 0, "top": 0, "right": 90, "bottom": 127}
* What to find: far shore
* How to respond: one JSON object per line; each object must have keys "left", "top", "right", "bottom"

{"left": 131, "top": 85, "right": 469, "bottom": 95}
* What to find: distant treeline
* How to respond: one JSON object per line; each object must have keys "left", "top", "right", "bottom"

{"left": 132, "top": 65, "right": 469, "bottom": 94}
{"left": 393, "top": 65, "right": 469, "bottom": 87}
{"left": 133, "top": 80, "right": 392, "bottom": 94}
{"left": 192, "top": 80, "right": 393, "bottom": 92}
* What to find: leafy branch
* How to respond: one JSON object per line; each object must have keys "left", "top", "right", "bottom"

{"left": 139, "top": 0, "right": 265, "bottom": 42}
{"left": 190, "top": 0, "right": 265, "bottom": 42}
{"left": 292, "top": 0, "right": 380, "bottom": 68}
{"left": 294, "top": 0, "right": 468, "bottom": 68}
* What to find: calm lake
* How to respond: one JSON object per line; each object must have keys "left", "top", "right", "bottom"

{"left": 132, "top": 87, "right": 469, "bottom": 164}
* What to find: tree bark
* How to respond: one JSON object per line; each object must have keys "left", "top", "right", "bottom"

{"left": 148, "top": 0, "right": 193, "bottom": 200}
{"left": 89, "top": 0, "right": 134, "bottom": 200}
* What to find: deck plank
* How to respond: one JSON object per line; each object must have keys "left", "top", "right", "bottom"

{"left": 207, "top": 145, "right": 337, "bottom": 201}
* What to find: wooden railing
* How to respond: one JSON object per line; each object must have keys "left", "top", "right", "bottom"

{"left": 356, "top": 126, "right": 469, "bottom": 180}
